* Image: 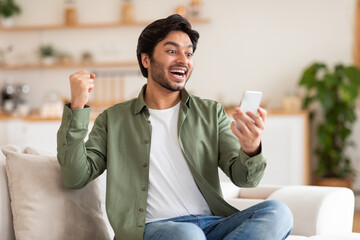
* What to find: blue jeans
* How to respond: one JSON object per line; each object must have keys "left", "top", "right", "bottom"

{"left": 143, "top": 200, "right": 293, "bottom": 240}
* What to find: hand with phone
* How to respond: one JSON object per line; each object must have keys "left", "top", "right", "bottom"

{"left": 231, "top": 91, "right": 267, "bottom": 157}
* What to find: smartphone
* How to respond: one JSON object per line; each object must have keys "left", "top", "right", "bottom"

{"left": 236, "top": 91, "right": 262, "bottom": 130}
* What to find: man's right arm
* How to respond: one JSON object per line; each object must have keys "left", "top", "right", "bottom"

{"left": 57, "top": 70, "right": 106, "bottom": 189}
{"left": 57, "top": 104, "right": 107, "bottom": 189}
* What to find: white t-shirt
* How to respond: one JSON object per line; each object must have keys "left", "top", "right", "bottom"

{"left": 146, "top": 102, "right": 212, "bottom": 223}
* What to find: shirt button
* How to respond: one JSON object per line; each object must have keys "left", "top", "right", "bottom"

{"left": 141, "top": 187, "right": 146, "bottom": 191}
{"left": 67, "top": 115, "right": 71, "bottom": 120}
{"left": 63, "top": 143, "right": 66, "bottom": 147}
{"left": 144, "top": 140, "right": 149, "bottom": 144}
{"left": 138, "top": 225, "right": 143, "bottom": 228}
{"left": 139, "top": 208, "right": 144, "bottom": 212}
{"left": 143, "top": 163, "right": 148, "bottom": 167}
{"left": 247, "top": 161, "right": 253, "bottom": 165}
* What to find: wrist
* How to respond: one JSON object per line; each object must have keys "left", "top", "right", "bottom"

{"left": 70, "top": 102, "right": 85, "bottom": 109}
{"left": 243, "top": 143, "right": 262, "bottom": 157}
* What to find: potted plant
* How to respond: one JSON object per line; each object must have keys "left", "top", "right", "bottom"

{"left": 0, "top": 0, "right": 21, "bottom": 27}
{"left": 298, "top": 62, "right": 360, "bottom": 188}
{"left": 37, "top": 44, "right": 57, "bottom": 65}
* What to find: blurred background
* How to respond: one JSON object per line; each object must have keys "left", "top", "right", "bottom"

{"left": 0, "top": 0, "right": 359, "bottom": 225}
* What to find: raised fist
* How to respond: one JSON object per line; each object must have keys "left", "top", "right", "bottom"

{"left": 69, "top": 70, "right": 95, "bottom": 109}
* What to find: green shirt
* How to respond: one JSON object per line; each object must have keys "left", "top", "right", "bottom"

{"left": 57, "top": 84, "right": 266, "bottom": 240}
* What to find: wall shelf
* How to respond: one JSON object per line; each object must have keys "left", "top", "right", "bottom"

{"left": 0, "top": 17, "right": 209, "bottom": 70}
{"left": 0, "top": 61, "right": 138, "bottom": 70}
{"left": 0, "top": 18, "right": 210, "bottom": 31}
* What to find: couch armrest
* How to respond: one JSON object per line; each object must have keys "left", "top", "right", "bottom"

{"left": 237, "top": 185, "right": 283, "bottom": 199}
{"left": 221, "top": 182, "right": 283, "bottom": 199}
{"left": 267, "top": 186, "right": 354, "bottom": 237}
{"left": 0, "top": 152, "right": 16, "bottom": 240}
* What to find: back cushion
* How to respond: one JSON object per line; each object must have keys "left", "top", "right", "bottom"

{"left": 2, "top": 145, "right": 110, "bottom": 240}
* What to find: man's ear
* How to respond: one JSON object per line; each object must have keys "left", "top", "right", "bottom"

{"left": 141, "top": 53, "right": 150, "bottom": 68}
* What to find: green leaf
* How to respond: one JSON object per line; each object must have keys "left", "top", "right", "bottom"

{"left": 302, "top": 96, "right": 315, "bottom": 109}
{"left": 340, "top": 84, "right": 358, "bottom": 103}
{"left": 0, "top": 0, "right": 21, "bottom": 18}
{"left": 343, "top": 66, "right": 360, "bottom": 86}
{"left": 319, "top": 90, "right": 335, "bottom": 111}
{"left": 323, "top": 73, "right": 338, "bottom": 88}
{"left": 299, "top": 63, "right": 327, "bottom": 89}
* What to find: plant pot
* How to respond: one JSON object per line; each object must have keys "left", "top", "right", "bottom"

{"left": 1, "top": 17, "right": 15, "bottom": 28}
{"left": 41, "top": 57, "right": 56, "bottom": 65}
{"left": 314, "top": 177, "right": 352, "bottom": 188}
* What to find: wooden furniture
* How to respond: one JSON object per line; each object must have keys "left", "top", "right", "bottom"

{"left": 261, "top": 110, "right": 309, "bottom": 185}
{"left": 0, "top": 61, "right": 138, "bottom": 70}
{"left": 0, "top": 18, "right": 210, "bottom": 31}
{"left": 0, "top": 18, "right": 210, "bottom": 71}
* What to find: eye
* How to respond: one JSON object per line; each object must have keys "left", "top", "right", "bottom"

{"left": 186, "top": 52, "right": 193, "bottom": 57}
{"left": 167, "top": 50, "right": 176, "bottom": 54}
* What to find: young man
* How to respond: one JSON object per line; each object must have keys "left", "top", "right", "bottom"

{"left": 57, "top": 14, "right": 293, "bottom": 240}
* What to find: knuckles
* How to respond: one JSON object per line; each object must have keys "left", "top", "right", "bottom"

{"left": 69, "top": 75, "right": 90, "bottom": 90}
{"left": 253, "top": 131, "right": 260, "bottom": 138}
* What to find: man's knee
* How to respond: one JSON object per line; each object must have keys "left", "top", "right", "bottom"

{"left": 266, "top": 200, "right": 293, "bottom": 221}
{"left": 145, "top": 222, "right": 206, "bottom": 240}
{"left": 264, "top": 200, "right": 294, "bottom": 235}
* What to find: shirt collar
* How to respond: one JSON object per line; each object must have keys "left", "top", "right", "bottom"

{"left": 133, "top": 84, "right": 191, "bottom": 115}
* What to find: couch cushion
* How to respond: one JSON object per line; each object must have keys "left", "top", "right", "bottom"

{"left": 1, "top": 145, "right": 110, "bottom": 240}
{"left": 24, "top": 146, "right": 115, "bottom": 239}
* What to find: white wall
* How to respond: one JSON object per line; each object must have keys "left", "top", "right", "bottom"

{"left": 0, "top": 0, "right": 356, "bottom": 107}
{"left": 193, "top": 0, "right": 355, "bottom": 107}
{"left": 1, "top": 0, "right": 359, "bottom": 191}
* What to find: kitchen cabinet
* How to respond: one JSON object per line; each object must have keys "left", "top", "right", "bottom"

{"left": 0, "top": 118, "right": 94, "bottom": 153}
{"left": 261, "top": 111, "right": 309, "bottom": 185}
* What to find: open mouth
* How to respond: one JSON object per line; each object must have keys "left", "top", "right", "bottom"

{"left": 170, "top": 69, "right": 187, "bottom": 80}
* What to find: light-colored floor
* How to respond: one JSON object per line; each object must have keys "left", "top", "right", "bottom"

{"left": 354, "top": 211, "right": 360, "bottom": 232}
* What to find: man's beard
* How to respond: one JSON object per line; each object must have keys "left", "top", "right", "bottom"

{"left": 149, "top": 59, "right": 192, "bottom": 92}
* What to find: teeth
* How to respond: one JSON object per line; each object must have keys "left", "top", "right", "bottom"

{"left": 171, "top": 70, "right": 185, "bottom": 74}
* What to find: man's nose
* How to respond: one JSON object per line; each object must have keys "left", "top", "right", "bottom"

{"left": 176, "top": 52, "right": 188, "bottom": 65}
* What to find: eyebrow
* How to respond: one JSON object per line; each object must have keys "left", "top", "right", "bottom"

{"left": 163, "top": 41, "right": 193, "bottom": 49}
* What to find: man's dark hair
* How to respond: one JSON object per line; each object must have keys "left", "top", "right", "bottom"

{"left": 136, "top": 14, "right": 200, "bottom": 78}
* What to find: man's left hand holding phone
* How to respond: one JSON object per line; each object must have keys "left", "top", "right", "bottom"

{"left": 230, "top": 91, "right": 267, "bottom": 157}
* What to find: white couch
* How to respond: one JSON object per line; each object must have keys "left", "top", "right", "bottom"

{"left": 221, "top": 182, "right": 359, "bottom": 240}
{"left": 1, "top": 145, "right": 359, "bottom": 240}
